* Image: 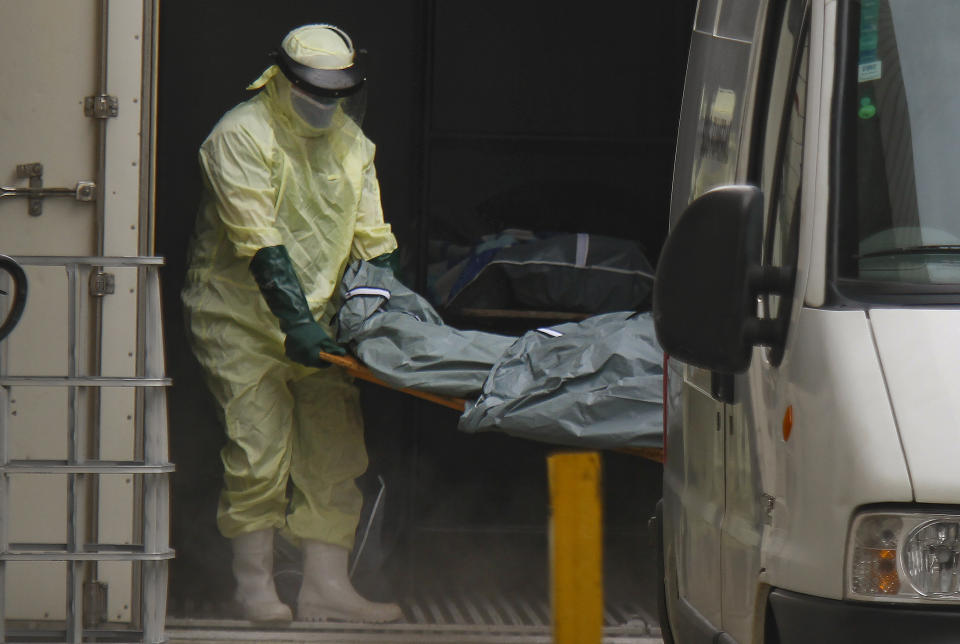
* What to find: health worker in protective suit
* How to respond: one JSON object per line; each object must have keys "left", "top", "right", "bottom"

{"left": 181, "top": 24, "right": 402, "bottom": 624}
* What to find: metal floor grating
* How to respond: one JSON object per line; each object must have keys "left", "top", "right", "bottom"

{"left": 166, "top": 590, "right": 660, "bottom": 643}
{"left": 401, "top": 590, "right": 653, "bottom": 630}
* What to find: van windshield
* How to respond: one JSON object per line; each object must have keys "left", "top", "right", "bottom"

{"left": 835, "top": 0, "right": 960, "bottom": 293}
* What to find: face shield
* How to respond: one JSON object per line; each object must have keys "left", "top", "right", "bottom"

{"left": 340, "top": 83, "right": 366, "bottom": 127}
{"left": 271, "top": 25, "right": 368, "bottom": 127}
{"left": 288, "top": 84, "right": 366, "bottom": 130}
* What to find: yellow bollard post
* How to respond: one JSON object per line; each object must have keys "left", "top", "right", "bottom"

{"left": 548, "top": 450, "right": 603, "bottom": 644}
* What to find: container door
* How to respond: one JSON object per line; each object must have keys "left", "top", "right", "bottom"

{"left": 0, "top": 2, "right": 168, "bottom": 642}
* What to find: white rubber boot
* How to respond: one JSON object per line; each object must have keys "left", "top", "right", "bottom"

{"left": 232, "top": 529, "right": 293, "bottom": 623}
{"left": 296, "top": 540, "right": 403, "bottom": 623}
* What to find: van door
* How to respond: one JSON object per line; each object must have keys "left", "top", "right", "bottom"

{"left": 721, "top": 1, "right": 811, "bottom": 641}
{"left": 0, "top": 2, "right": 169, "bottom": 642}
{"left": 664, "top": 0, "right": 759, "bottom": 638}
{"left": 672, "top": 367, "right": 726, "bottom": 629}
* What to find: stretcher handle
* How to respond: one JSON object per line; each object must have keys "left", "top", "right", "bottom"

{"left": 317, "top": 351, "right": 468, "bottom": 412}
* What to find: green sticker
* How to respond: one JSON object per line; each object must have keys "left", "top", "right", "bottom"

{"left": 858, "top": 0, "right": 881, "bottom": 83}
{"left": 858, "top": 96, "right": 877, "bottom": 119}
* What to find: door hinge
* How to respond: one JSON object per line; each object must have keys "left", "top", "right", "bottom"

{"left": 84, "top": 94, "right": 119, "bottom": 119}
{"left": 83, "top": 581, "right": 108, "bottom": 627}
{"left": 90, "top": 271, "right": 116, "bottom": 297}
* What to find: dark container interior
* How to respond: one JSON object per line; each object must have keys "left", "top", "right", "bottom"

{"left": 156, "top": 0, "right": 695, "bottom": 623}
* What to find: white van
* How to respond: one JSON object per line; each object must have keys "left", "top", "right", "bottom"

{"left": 653, "top": 0, "right": 960, "bottom": 642}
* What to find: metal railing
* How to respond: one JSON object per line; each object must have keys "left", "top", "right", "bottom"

{"left": 0, "top": 256, "right": 172, "bottom": 643}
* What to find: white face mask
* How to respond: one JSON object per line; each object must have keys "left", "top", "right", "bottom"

{"left": 289, "top": 86, "right": 340, "bottom": 129}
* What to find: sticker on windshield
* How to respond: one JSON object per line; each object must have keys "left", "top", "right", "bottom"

{"left": 858, "top": 0, "right": 881, "bottom": 82}
{"left": 858, "top": 60, "right": 882, "bottom": 83}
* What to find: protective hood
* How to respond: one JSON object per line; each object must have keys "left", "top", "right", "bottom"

{"left": 271, "top": 23, "right": 364, "bottom": 98}
{"left": 870, "top": 308, "right": 960, "bottom": 503}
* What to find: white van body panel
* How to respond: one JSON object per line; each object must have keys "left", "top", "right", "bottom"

{"left": 870, "top": 308, "right": 960, "bottom": 503}
{"left": 676, "top": 367, "right": 725, "bottom": 628}
{"left": 719, "top": 1, "right": 839, "bottom": 639}
{"left": 758, "top": 307, "right": 913, "bottom": 598}
{"left": 719, "top": 391, "right": 762, "bottom": 642}
{"left": 663, "top": 0, "right": 960, "bottom": 640}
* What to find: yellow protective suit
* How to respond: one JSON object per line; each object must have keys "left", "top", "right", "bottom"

{"left": 182, "top": 72, "right": 397, "bottom": 548}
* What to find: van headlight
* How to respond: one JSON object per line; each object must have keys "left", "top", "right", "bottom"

{"left": 848, "top": 511, "right": 960, "bottom": 603}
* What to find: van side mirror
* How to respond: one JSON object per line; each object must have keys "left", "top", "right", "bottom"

{"left": 653, "top": 186, "right": 782, "bottom": 374}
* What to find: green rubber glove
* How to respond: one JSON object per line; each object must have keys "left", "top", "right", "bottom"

{"left": 368, "top": 249, "right": 400, "bottom": 275}
{"left": 283, "top": 321, "right": 344, "bottom": 366}
{"left": 249, "top": 245, "right": 346, "bottom": 367}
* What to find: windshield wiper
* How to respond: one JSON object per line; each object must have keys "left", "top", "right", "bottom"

{"left": 857, "top": 244, "right": 960, "bottom": 259}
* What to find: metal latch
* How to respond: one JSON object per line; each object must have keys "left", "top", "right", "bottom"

{"left": 0, "top": 163, "right": 96, "bottom": 216}
{"left": 84, "top": 94, "right": 119, "bottom": 119}
{"left": 90, "top": 271, "right": 115, "bottom": 297}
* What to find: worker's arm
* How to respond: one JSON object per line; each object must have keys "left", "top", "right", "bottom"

{"left": 201, "top": 123, "right": 344, "bottom": 366}
{"left": 350, "top": 138, "right": 398, "bottom": 263}
{"left": 198, "top": 126, "right": 284, "bottom": 258}
{"left": 250, "top": 245, "right": 345, "bottom": 366}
